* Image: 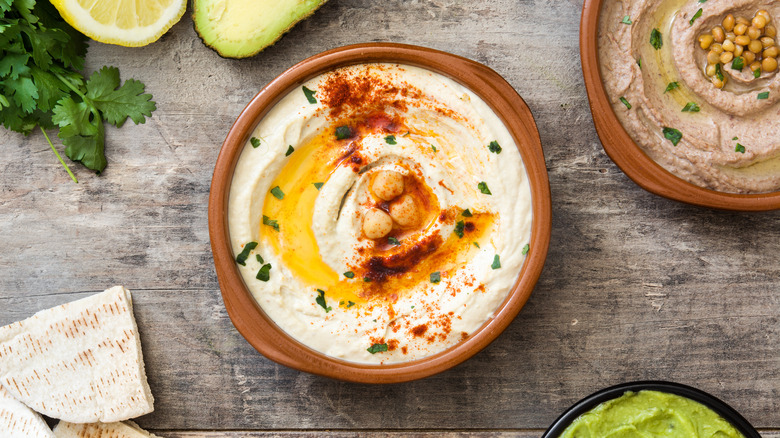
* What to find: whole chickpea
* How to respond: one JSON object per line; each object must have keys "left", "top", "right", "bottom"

{"left": 389, "top": 195, "right": 421, "bottom": 228}
{"left": 372, "top": 170, "right": 405, "bottom": 201}
{"left": 363, "top": 209, "right": 393, "bottom": 239}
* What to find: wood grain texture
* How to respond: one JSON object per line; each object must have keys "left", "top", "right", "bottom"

{"left": 1, "top": 0, "right": 778, "bottom": 433}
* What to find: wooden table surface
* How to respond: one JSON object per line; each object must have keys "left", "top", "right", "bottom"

{"left": 2, "top": 0, "right": 779, "bottom": 436}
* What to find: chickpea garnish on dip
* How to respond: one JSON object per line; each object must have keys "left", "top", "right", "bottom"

{"left": 228, "top": 64, "right": 533, "bottom": 364}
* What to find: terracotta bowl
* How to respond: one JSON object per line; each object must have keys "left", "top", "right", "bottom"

{"left": 543, "top": 381, "right": 760, "bottom": 437}
{"left": 580, "top": 0, "right": 780, "bottom": 211}
{"left": 208, "top": 43, "right": 551, "bottom": 383}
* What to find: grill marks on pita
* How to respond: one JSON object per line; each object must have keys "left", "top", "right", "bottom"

{"left": 0, "top": 386, "right": 55, "bottom": 438}
{"left": 54, "top": 420, "right": 160, "bottom": 438}
{"left": 0, "top": 286, "right": 154, "bottom": 423}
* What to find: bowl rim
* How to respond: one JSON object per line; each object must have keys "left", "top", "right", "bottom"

{"left": 580, "top": 0, "right": 780, "bottom": 211}
{"left": 207, "top": 42, "right": 552, "bottom": 383}
{"left": 542, "top": 380, "right": 761, "bottom": 437}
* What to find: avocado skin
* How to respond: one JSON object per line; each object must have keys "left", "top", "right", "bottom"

{"left": 192, "top": 0, "right": 329, "bottom": 59}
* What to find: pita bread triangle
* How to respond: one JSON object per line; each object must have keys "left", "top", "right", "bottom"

{"left": 54, "top": 420, "right": 160, "bottom": 438}
{"left": 0, "top": 385, "right": 55, "bottom": 438}
{"left": 0, "top": 286, "right": 154, "bottom": 423}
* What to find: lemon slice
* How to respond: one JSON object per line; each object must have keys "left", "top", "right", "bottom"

{"left": 50, "top": 0, "right": 187, "bottom": 47}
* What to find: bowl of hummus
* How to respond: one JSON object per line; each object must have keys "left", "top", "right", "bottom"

{"left": 543, "top": 381, "right": 760, "bottom": 437}
{"left": 208, "top": 43, "right": 551, "bottom": 383}
{"left": 582, "top": 0, "right": 780, "bottom": 210}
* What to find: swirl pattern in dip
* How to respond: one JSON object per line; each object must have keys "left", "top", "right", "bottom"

{"left": 228, "top": 63, "right": 532, "bottom": 364}
{"left": 599, "top": 0, "right": 780, "bottom": 193}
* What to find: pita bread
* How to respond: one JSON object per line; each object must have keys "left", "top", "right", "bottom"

{"left": 0, "top": 286, "right": 154, "bottom": 423}
{"left": 54, "top": 420, "right": 160, "bottom": 438}
{"left": 0, "top": 386, "right": 55, "bottom": 438}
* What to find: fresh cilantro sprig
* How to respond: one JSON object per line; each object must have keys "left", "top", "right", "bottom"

{"left": 0, "top": 0, "right": 155, "bottom": 179}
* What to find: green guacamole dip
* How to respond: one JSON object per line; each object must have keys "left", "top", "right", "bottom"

{"left": 559, "top": 390, "right": 745, "bottom": 438}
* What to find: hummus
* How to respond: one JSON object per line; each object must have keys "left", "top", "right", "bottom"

{"left": 599, "top": 0, "right": 780, "bottom": 193}
{"left": 228, "top": 63, "right": 533, "bottom": 364}
{"left": 559, "top": 390, "right": 745, "bottom": 438}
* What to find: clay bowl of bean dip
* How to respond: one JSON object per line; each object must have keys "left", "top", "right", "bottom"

{"left": 581, "top": 0, "right": 780, "bottom": 210}
{"left": 208, "top": 43, "right": 551, "bottom": 383}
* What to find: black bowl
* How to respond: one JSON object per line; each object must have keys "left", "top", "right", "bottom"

{"left": 542, "top": 381, "right": 760, "bottom": 438}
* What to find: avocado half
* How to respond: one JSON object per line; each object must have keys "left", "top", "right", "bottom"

{"left": 193, "top": 0, "right": 329, "bottom": 59}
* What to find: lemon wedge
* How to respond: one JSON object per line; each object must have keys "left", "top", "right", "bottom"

{"left": 50, "top": 0, "right": 187, "bottom": 47}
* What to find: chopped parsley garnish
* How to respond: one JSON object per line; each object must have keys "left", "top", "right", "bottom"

{"left": 430, "top": 272, "right": 441, "bottom": 284}
{"left": 363, "top": 277, "right": 372, "bottom": 282}
{"left": 731, "top": 57, "right": 744, "bottom": 71}
{"left": 715, "top": 64, "right": 724, "bottom": 81}
{"left": 313, "top": 182, "right": 324, "bottom": 190}
{"left": 335, "top": 125, "right": 353, "bottom": 140}
{"left": 682, "top": 102, "right": 700, "bottom": 112}
{"left": 735, "top": 143, "right": 746, "bottom": 153}
{"left": 315, "top": 289, "right": 332, "bottom": 313}
{"left": 250, "top": 137, "right": 261, "bottom": 148}
{"left": 402, "top": 131, "right": 411, "bottom": 137}
{"left": 689, "top": 8, "right": 703, "bottom": 25}
{"left": 367, "top": 343, "right": 388, "bottom": 354}
{"left": 488, "top": 140, "right": 502, "bottom": 154}
{"left": 343, "top": 271, "right": 355, "bottom": 278}
{"left": 478, "top": 181, "right": 492, "bottom": 195}
{"left": 637, "top": 58, "right": 642, "bottom": 68}
{"left": 285, "top": 145, "right": 294, "bottom": 156}
{"left": 733, "top": 136, "right": 739, "bottom": 140}
{"left": 454, "top": 220, "right": 465, "bottom": 238}
{"left": 522, "top": 244, "right": 530, "bottom": 255}
{"left": 621, "top": 15, "right": 632, "bottom": 25}
{"left": 347, "top": 301, "right": 355, "bottom": 308}
{"left": 385, "top": 135, "right": 397, "bottom": 144}
{"left": 235, "top": 241, "right": 258, "bottom": 266}
{"left": 473, "top": 241, "right": 480, "bottom": 248}
{"left": 262, "top": 215, "right": 280, "bottom": 231}
{"left": 302, "top": 86, "right": 317, "bottom": 104}
{"left": 650, "top": 28, "right": 663, "bottom": 50}
{"left": 256, "top": 263, "right": 272, "bottom": 281}
{"left": 270, "top": 186, "right": 285, "bottom": 200}
{"left": 754, "top": 68, "right": 762, "bottom": 79}
{"left": 462, "top": 209, "right": 473, "bottom": 217}
{"left": 388, "top": 236, "right": 401, "bottom": 245}
{"left": 757, "top": 92, "right": 769, "bottom": 100}
{"left": 698, "top": 0, "right": 707, "bottom": 3}
{"left": 431, "top": 144, "right": 438, "bottom": 152}
{"left": 664, "top": 82, "right": 680, "bottom": 93}
{"left": 663, "top": 127, "right": 683, "bottom": 146}
{"left": 256, "top": 254, "right": 264, "bottom": 264}
{"left": 491, "top": 254, "right": 501, "bottom": 270}
{"left": 619, "top": 97, "right": 632, "bottom": 109}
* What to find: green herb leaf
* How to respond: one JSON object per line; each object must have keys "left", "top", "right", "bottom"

{"left": 522, "top": 244, "right": 530, "bottom": 255}
{"left": 262, "top": 215, "right": 280, "bottom": 231}
{"left": 637, "top": 58, "right": 642, "bottom": 68}
{"left": 85, "top": 66, "right": 155, "bottom": 127}
{"left": 487, "top": 140, "right": 502, "bottom": 154}
{"left": 388, "top": 236, "right": 401, "bottom": 245}
{"left": 478, "top": 181, "right": 492, "bottom": 195}
{"left": 663, "top": 127, "right": 683, "bottom": 146}
{"left": 715, "top": 64, "right": 724, "bottom": 81}
{"left": 313, "top": 182, "right": 324, "bottom": 190}
{"left": 250, "top": 137, "right": 261, "bottom": 148}
{"left": 454, "top": 220, "right": 465, "bottom": 238}
{"left": 235, "top": 241, "right": 258, "bottom": 266}
{"left": 735, "top": 143, "right": 745, "bottom": 153}
{"left": 256, "top": 254, "right": 264, "bottom": 264}
{"left": 757, "top": 92, "right": 769, "bottom": 100}
{"left": 285, "top": 145, "right": 294, "bottom": 156}
{"left": 681, "top": 102, "right": 700, "bottom": 112}
{"left": 754, "top": 68, "right": 762, "bottom": 78}
{"left": 343, "top": 271, "right": 355, "bottom": 278}
{"left": 462, "top": 209, "right": 473, "bottom": 217}
{"left": 664, "top": 82, "right": 680, "bottom": 93}
{"left": 491, "top": 254, "right": 501, "bottom": 270}
{"left": 619, "top": 97, "right": 632, "bottom": 109}
{"left": 650, "top": 28, "right": 663, "bottom": 50}
{"left": 473, "top": 241, "right": 480, "bottom": 248}
{"left": 689, "top": 8, "right": 703, "bottom": 25}
{"left": 346, "top": 301, "right": 355, "bottom": 308}
{"left": 731, "top": 57, "right": 744, "bottom": 71}
{"left": 430, "top": 272, "right": 441, "bottom": 284}
{"left": 621, "top": 15, "right": 632, "bottom": 25}
{"left": 256, "top": 263, "right": 272, "bottom": 281}
{"left": 270, "top": 186, "right": 285, "bottom": 200}
{"left": 335, "top": 125, "right": 352, "bottom": 140}
{"left": 431, "top": 144, "right": 437, "bottom": 152}
{"left": 385, "top": 135, "right": 397, "bottom": 144}
{"left": 302, "top": 86, "right": 317, "bottom": 104}
{"left": 732, "top": 136, "right": 739, "bottom": 141}
{"left": 315, "top": 289, "right": 332, "bottom": 312}
{"left": 402, "top": 131, "right": 410, "bottom": 137}
{"left": 363, "top": 277, "right": 372, "bottom": 282}
{"left": 367, "top": 343, "right": 388, "bottom": 354}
